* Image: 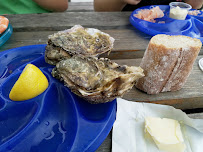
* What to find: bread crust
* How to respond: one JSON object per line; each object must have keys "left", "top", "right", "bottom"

{"left": 136, "top": 35, "right": 202, "bottom": 94}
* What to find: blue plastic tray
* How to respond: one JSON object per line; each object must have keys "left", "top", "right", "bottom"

{"left": 0, "top": 44, "right": 117, "bottom": 152}
{"left": 0, "top": 24, "right": 13, "bottom": 47}
{"left": 130, "top": 5, "right": 203, "bottom": 43}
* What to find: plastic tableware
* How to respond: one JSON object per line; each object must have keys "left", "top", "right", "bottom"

{"left": 130, "top": 5, "right": 203, "bottom": 43}
{"left": 0, "top": 24, "right": 13, "bottom": 47}
{"left": 189, "top": 9, "right": 203, "bottom": 22}
{"left": 199, "top": 58, "right": 203, "bottom": 72}
{"left": 0, "top": 44, "right": 117, "bottom": 152}
{"left": 169, "top": 2, "right": 192, "bottom": 20}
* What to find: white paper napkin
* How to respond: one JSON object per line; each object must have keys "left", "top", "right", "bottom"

{"left": 112, "top": 98, "right": 203, "bottom": 152}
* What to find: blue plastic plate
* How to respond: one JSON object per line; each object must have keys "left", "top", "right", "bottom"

{"left": 0, "top": 44, "right": 117, "bottom": 152}
{"left": 130, "top": 5, "right": 203, "bottom": 43}
{"left": 0, "top": 24, "right": 13, "bottom": 47}
{"left": 189, "top": 9, "right": 203, "bottom": 22}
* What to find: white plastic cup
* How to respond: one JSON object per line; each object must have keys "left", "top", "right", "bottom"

{"left": 169, "top": 2, "right": 192, "bottom": 20}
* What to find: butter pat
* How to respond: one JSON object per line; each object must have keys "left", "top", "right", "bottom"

{"left": 145, "top": 117, "right": 186, "bottom": 152}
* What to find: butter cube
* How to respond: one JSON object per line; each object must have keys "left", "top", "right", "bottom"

{"left": 145, "top": 117, "right": 186, "bottom": 152}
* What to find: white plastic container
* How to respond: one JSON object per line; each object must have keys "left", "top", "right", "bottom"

{"left": 169, "top": 2, "right": 192, "bottom": 20}
{"left": 199, "top": 58, "right": 203, "bottom": 71}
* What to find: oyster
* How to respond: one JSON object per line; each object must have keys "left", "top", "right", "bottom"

{"left": 45, "top": 25, "right": 115, "bottom": 65}
{"left": 52, "top": 55, "right": 144, "bottom": 103}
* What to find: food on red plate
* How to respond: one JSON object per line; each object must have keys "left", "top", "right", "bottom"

{"left": 134, "top": 6, "right": 164, "bottom": 23}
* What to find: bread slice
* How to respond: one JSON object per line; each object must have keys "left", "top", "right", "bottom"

{"left": 136, "top": 34, "right": 202, "bottom": 94}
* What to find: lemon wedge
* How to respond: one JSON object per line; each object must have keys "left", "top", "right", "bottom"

{"left": 9, "top": 64, "right": 49, "bottom": 101}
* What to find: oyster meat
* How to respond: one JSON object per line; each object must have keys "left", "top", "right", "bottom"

{"left": 52, "top": 55, "right": 144, "bottom": 103}
{"left": 45, "top": 25, "right": 115, "bottom": 65}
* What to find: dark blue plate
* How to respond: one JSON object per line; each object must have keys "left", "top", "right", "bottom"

{"left": 130, "top": 5, "right": 203, "bottom": 43}
{"left": 0, "top": 24, "right": 13, "bottom": 47}
{"left": 189, "top": 9, "right": 203, "bottom": 22}
{"left": 0, "top": 44, "right": 117, "bottom": 152}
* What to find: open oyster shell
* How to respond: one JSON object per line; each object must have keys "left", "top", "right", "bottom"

{"left": 45, "top": 25, "right": 115, "bottom": 65}
{"left": 52, "top": 55, "right": 144, "bottom": 104}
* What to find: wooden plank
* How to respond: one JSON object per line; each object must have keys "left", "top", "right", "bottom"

{"left": 3, "top": 12, "right": 203, "bottom": 56}
{"left": 114, "top": 56, "right": 203, "bottom": 110}
{"left": 0, "top": 32, "right": 202, "bottom": 110}
{"left": 1, "top": 30, "right": 202, "bottom": 58}
{"left": 188, "top": 113, "right": 203, "bottom": 119}
{"left": 0, "top": 29, "right": 151, "bottom": 57}
{"left": 1, "top": 30, "right": 202, "bottom": 110}
{"left": 67, "top": 2, "right": 94, "bottom": 12}
{"left": 96, "top": 133, "right": 112, "bottom": 152}
{"left": 5, "top": 12, "right": 132, "bottom": 32}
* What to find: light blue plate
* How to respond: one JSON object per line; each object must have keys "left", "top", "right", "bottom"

{"left": 0, "top": 24, "right": 13, "bottom": 47}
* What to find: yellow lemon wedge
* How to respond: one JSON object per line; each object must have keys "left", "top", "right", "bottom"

{"left": 9, "top": 64, "right": 49, "bottom": 101}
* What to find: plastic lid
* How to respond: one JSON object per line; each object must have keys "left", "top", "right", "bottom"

{"left": 169, "top": 2, "right": 192, "bottom": 10}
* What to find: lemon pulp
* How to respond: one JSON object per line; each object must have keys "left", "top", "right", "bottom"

{"left": 9, "top": 64, "right": 49, "bottom": 101}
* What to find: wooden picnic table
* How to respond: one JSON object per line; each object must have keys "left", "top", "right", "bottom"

{"left": 1, "top": 5, "right": 203, "bottom": 151}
